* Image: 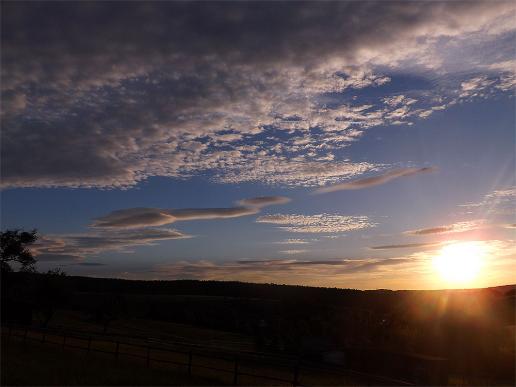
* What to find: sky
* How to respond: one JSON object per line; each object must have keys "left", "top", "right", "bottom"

{"left": 1, "top": 1, "right": 515, "bottom": 289}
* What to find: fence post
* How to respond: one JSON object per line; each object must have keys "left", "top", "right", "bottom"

{"left": 5, "top": 326, "right": 12, "bottom": 366}
{"left": 115, "top": 341, "right": 120, "bottom": 361}
{"left": 87, "top": 336, "right": 92, "bottom": 354}
{"left": 23, "top": 328, "right": 28, "bottom": 350}
{"left": 146, "top": 346, "right": 151, "bottom": 368}
{"left": 187, "top": 351, "right": 193, "bottom": 376}
{"left": 62, "top": 333, "right": 66, "bottom": 350}
{"left": 41, "top": 332, "right": 46, "bottom": 343}
{"left": 233, "top": 357, "right": 239, "bottom": 385}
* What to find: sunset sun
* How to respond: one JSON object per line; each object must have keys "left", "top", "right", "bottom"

{"left": 433, "top": 242, "right": 487, "bottom": 285}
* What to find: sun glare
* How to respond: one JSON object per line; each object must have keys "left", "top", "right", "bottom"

{"left": 433, "top": 241, "right": 487, "bottom": 285}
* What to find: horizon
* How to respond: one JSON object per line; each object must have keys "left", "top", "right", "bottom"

{"left": 10, "top": 271, "right": 516, "bottom": 293}
{"left": 2, "top": 1, "right": 515, "bottom": 290}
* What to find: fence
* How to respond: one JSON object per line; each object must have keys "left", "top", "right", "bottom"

{"left": 1, "top": 324, "right": 413, "bottom": 386}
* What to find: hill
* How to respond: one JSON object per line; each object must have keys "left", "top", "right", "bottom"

{"left": 1, "top": 272, "right": 514, "bottom": 385}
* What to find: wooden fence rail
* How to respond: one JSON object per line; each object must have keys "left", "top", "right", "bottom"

{"left": 2, "top": 325, "right": 298, "bottom": 385}
{"left": 1, "top": 324, "right": 413, "bottom": 386}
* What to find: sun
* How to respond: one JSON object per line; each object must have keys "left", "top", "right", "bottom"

{"left": 432, "top": 241, "right": 486, "bottom": 285}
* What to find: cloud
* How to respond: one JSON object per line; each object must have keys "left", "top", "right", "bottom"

{"left": 104, "top": 237, "right": 516, "bottom": 288}
{"left": 256, "top": 213, "right": 376, "bottom": 233}
{"left": 370, "top": 242, "right": 441, "bottom": 250}
{"left": 405, "top": 227, "right": 452, "bottom": 235}
{"left": 383, "top": 95, "right": 418, "bottom": 108}
{"left": 405, "top": 220, "right": 485, "bottom": 235}
{"left": 170, "top": 207, "right": 260, "bottom": 221}
{"left": 217, "top": 159, "right": 379, "bottom": 188}
{"left": 275, "top": 239, "right": 314, "bottom": 245}
{"left": 237, "top": 196, "right": 290, "bottom": 208}
{"left": 32, "top": 228, "right": 190, "bottom": 262}
{"left": 314, "top": 167, "right": 436, "bottom": 194}
{"left": 459, "top": 187, "right": 516, "bottom": 216}
{"left": 279, "top": 250, "right": 308, "bottom": 255}
{"left": 92, "top": 196, "right": 288, "bottom": 229}
{"left": 146, "top": 256, "right": 417, "bottom": 287}
{"left": 91, "top": 208, "right": 178, "bottom": 229}
{"left": 459, "top": 76, "right": 498, "bottom": 98}
{"left": 35, "top": 195, "right": 293, "bottom": 262}
{"left": 487, "top": 187, "right": 516, "bottom": 200}
{"left": 2, "top": 2, "right": 514, "bottom": 189}
{"left": 36, "top": 253, "right": 83, "bottom": 262}
{"left": 91, "top": 207, "right": 259, "bottom": 228}
{"left": 141, "top": 237, "right": 516, "bottom": 288}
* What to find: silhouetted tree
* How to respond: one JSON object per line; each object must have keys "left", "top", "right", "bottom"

{"left": 0, "top": 229, "right": 38, "bottom": 272}
{"left": 37, "top": 268, "right": 68, "bottom": 327}
{"left": 95, "top": 294, "right": 125, "bottom": 333}
{"left": 46, "top": 267, "right": 67, "bottom": 276}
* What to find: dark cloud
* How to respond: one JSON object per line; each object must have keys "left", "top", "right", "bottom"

{"left": 92, "top": 196, "right": 291, "bottom": 228}
{"left": 369, "top": 242, "right": 441, "bottom": 250}
{"left": 2, "top": 2, "right": 513, "bottom": 189}
{"left": 92, "top": 207, "right": 260, "bottom": 228}
{"left": 405, "top": 220, "right": 483, "bottom": 235}
{"left": 66, "top": 229, "right": 190, "bottom": 250}
{"left": 33, "top": 228, "right": 190, "bottom": 262}
{"left": 407, "top": 227, "right": 452, "bottom": 235}
{"left": 315, "top": 167, "right": 437, "bottom": 194}
{"left": 35, "top": 253, "right": 82, "bottom": 262}
{"left": 350, "top": 258, "right": 413, "bottom": 273}
{"left": 34, "top": 196, "right": 289, "bottom": 262}
{"left": 3, "top": 2, "right": 511, "bottom": 88}
{"left": 237, "top": 196, "right": 290, "bottom": 208}
{"left": 235, "top": 259, "right": 292, "bottom": 265}
{"left": 236, "top": 259, "right": 354, "bottom": 266}
{"left": 151, "top": 256, "right": 416, "bottom": 284}
{"left": 91, "top": 208, "right": 177, "bottom": 229}
{"left": 171, "top": 207, "right": 260, "bottom": 221}
{"left": 234, "top": 258, "right": 412, "bottom": 268}
{"left": 291, "top": 260, "right": 354, "bottom": 266}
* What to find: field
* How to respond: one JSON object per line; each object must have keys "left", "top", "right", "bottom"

{"left": 1, "top": 274, "right": 514, "bottom": 386}
{"left": 1, "top": 320, "right": 403, "bottom": 386}
{"left": 1, "top": 331, "right": 217, "bottom": 386}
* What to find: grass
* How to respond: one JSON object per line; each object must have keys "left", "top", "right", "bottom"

{"left": 1, "top": 327, "right": 375, "bottom": 386}
{"left": 1, "top": 334, "right": 220, "bottom": 386}
{"left": 40, "top": 309, "right": 255, "bottom": 352}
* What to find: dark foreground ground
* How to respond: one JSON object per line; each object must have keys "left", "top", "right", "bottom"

{"left": 1, "top": 332, "right": 217, "bottom": 386}
{"left": 1, "top": 323, "right": 393, "bottom": 386}
{"left": 1, "top": 272, "right": 514, "bottom": 386}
